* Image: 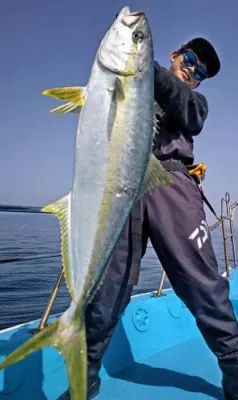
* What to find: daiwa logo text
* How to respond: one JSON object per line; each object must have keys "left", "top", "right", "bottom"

{"left": 188, "top": 220, "right": 209, "bottom": 249}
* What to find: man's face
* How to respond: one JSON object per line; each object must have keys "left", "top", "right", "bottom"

{"left": 169, "top": 49, "right": 207, "bottom": 89}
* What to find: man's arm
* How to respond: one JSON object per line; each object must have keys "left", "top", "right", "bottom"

{"left": 154, "top": 61, "right": 208, "bottom": 136}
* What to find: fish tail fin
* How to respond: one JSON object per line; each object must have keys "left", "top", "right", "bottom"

{"left": 0, "top": 316, "right": 87, "bottom": 400}
{"left": 0, "top": 319, "right": 59, "bottom": 369}
{"left": 61, "top": 317, "right": 87, "bottom": 399}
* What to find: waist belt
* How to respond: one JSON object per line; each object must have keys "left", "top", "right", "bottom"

{"left": 161, "top": 159, "right": 220, "bottom": 222}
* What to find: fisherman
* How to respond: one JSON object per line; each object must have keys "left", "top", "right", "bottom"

{"left": 82, "top": 36, "right": 238, "bottom": 400}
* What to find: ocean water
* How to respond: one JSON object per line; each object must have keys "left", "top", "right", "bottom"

{"left": 0, "top": 213, "right": 237, "bottom": 330}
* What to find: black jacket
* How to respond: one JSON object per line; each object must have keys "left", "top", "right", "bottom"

{"left": 152, "top": 61, "right": 208, "bottom": 165}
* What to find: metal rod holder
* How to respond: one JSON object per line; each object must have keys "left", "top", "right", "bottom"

{"left": 152, "top": 270, "right": 166, "bottom": 297}
{"left": 29, "top": 265, "right": 64, "bottom": 334}
{"left": 0, "top": 204, "right": 51, "bottom": 214}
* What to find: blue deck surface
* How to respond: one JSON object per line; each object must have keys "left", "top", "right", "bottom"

{"left": 0, "top": 268, "right": 238, "bottom": 399}
{"left": 99, "top": 338, "right": 224, "bottom": 399}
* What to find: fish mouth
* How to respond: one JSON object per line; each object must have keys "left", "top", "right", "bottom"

{"left": 117, "top": 6, "right": 145, "bottom": 27}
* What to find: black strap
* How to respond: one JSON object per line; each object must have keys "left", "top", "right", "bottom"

{"left": 200, "top": 190, "right": 220, "bottom": 221}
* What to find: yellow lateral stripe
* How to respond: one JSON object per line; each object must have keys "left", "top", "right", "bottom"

{"left": 84, "top": 77, "right": 132, "bottom": 303}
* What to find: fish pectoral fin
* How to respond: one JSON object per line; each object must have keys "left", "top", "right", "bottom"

{"left": 140, "top": 154, "right": 172, "bottom": 195}
{"left": 42, "top": 86, "right": 86, "bottom": 114}
{"left": 42, "top": 194, "right": 75, "bottom": 299}
{"left": 0, "top": 319, "right": 59, "bottom": 370}
{"left": 48, "top": 102, "right": 81, "bottom": 114}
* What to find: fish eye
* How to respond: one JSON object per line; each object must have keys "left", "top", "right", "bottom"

{"left": 132, "top": 30, "right": 144, "bottom": 43}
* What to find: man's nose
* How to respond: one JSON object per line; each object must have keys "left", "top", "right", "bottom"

{"left": 188, "top": 65, "right": 196, "bottom": 74}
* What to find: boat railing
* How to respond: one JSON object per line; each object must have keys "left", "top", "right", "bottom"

{"left": 0, "top": 191, "right": 237, "bottom": 331}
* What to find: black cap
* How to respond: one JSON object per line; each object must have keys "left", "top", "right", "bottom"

{"left": 178, "top": 37, "right": 221, "bottom": 78}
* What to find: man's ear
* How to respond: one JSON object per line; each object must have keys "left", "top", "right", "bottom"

{"left": 169, "top": 51, "right": 178, "bottom": 63}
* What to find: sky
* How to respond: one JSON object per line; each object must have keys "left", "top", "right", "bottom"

{"left": 1, "top": 0, "right": 238, "bottom": 223}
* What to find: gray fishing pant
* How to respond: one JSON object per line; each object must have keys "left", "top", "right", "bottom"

{"left": 85, "top": 171, "right": 238, "bottom": 394}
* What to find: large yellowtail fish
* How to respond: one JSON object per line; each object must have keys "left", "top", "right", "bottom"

{"left": 0, "top": 7, "right": 171, "bottom": 400}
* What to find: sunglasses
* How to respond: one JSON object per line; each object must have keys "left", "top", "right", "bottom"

{"left": 183, "top": 51, "right": 207, "bottom": 82}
